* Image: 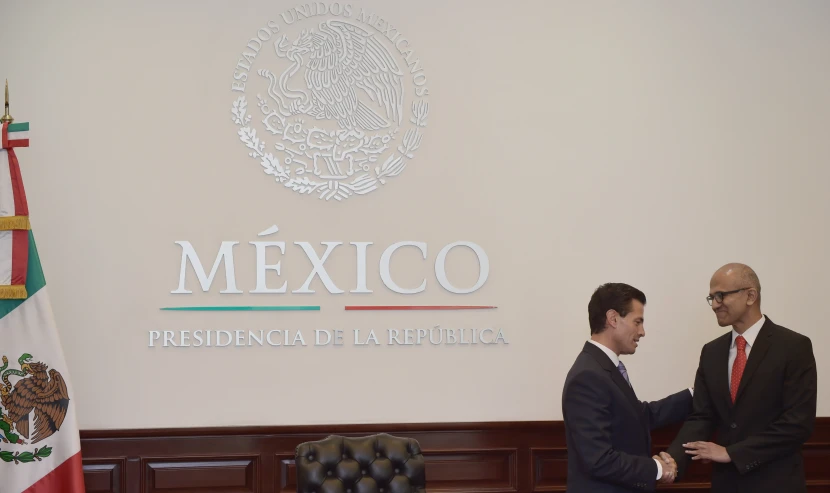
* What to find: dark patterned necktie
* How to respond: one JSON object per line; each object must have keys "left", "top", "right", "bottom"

{"left": 618, "top": 361, "right": 631, "bottom": 387}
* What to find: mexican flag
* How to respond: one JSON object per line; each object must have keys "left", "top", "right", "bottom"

{"left": 0, "top": 122, "right": 85, "bottom": 492}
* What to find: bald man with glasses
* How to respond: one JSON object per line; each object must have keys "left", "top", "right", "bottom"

{"left": 662, "top": 263, "right": 817, "bottom": 493}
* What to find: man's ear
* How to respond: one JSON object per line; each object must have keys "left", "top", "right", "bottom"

{"left": 606, "top": 309, "right": 618, "bottom": 330}
{"left": 746, "top": 288, "right": 760, "bottom": 306}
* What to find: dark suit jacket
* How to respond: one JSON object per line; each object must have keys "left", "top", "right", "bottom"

{"left": 562, "top": 342, "right": 693, "bottom": 492}
{"left": 667, "top": 316, "right": 817, "bottom": 493}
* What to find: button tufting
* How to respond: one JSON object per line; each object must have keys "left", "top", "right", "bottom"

{"left": 308, "top": 455, "right": 314, "bottom": 461}
{"left": 327, "top": 471, "right": 332, "bottom": 476}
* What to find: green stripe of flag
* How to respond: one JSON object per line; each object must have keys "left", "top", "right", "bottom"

{"left": 160, "top": 305, "right": 320, "bottom": 311}
{"left": 7, "top": 122, "right": 29, "bottom": 133}
{"left": 0, "top": 231, "right": 47, "bottom": 319}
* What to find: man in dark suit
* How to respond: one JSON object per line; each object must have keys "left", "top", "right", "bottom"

{"left": 562, "top": 283, "right": 694, "bottom": 492}
{"left": 665, "top": 263, "right": 817, "bottom": 492}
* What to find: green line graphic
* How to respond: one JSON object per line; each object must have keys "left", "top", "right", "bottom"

{"left": 160, "top": 306, "right": 320, "bottom": 311}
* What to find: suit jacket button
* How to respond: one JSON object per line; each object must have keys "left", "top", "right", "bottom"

{"left": 731, "top": 423, "right": 737, "bottom": 429}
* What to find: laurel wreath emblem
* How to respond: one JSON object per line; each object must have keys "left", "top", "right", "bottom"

{"left": 0, "top": 446, "right": 52, "bottom": 464}
{"left": 231, "top": 94, "right": 429, "bottom": 201}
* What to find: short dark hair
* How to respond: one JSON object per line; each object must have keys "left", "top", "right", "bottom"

{"left": 588, "top": 283, "right": 646, "bottom": 334}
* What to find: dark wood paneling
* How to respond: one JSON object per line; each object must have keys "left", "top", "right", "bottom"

{"left": 82, "top": 460, "right": 124, "bottom": 493}
{"left": 425, "top": 449, "right": 518, "bottom": 492}
{"left": 79, "top": 418, "right": 830, "bottom": 493}
{"left": 145, "top": 458, "right": 257, "bottom": 493}
{"left": 530, "top": 448, "right": 567, "bottom": 492}
{"left": 276, "top": 454, "right": 296, "bottom": 493}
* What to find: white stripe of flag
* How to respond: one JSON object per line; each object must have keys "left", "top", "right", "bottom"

{"left": 0, "top": 149, "right": 15, "bottom": 217}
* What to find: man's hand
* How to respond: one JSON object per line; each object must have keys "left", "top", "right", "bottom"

{"left": 654, "top": 452, "right": 676, "bottom": 483}
{"left": 683, "top": 441, "right": 731, "bottom": 463}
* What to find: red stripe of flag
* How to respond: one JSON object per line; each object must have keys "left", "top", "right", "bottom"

{"left": 22, "top": 452, "right": 86, "bottom": 493}
{"left": 7, "top": 148, "right": 29, "bottom": 216}
{"left": 12, "top": 229, "right": 28, "bottom": 286}
{"left": 8, "top": 138, "right": 30, "bottom": 147}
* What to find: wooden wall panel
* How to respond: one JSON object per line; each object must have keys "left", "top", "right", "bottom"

{"left": 78, "top": 418, "right": 830, "bottom": 493}
{"left": 145, "top": 458, "right": 258, "bottom": 493}
{"left": 425, "top": 449, "right": 518, "bottom": 492}
{"left": 530, "top": 448, "right": 567, "bottom": 492}
{"left": 82, "top": 460, "right": 124, "bottom": 493}
{"left": 276, "top": 454, "right": 296, "bottom": 493}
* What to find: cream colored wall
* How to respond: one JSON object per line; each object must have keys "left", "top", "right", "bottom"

{"left": 1, "top": 0, "right": 828, "bottom": 429}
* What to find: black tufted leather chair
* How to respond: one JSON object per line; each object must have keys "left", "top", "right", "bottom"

{"left": 295, "top": 433, "right": 426, "bottom": 493}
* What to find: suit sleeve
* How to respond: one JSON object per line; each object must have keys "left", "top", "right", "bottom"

{"left": 667, "top": 346, "right": 718, "bottom": 478}
{"left": 563, "top": 369, "right": 659, "bottom": 491}
{"left": 726, "top": 336, "right": 817, "bottom": 474}
{"left": 643, "top": 388, "right": 694, "bottom": 431}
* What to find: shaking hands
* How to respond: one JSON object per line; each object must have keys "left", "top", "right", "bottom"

{"left": 653, "top": 442, "right": 731, "bottom": 485}
{"left": 654, "top": 452, "right": 677, "bottom": 484}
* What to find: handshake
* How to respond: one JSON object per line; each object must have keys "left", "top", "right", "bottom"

{"left": 654, "top": 441, "right": 731, "bottom": 483}
{"left": 653, "top": 452, "right": 678, "bottom": 484}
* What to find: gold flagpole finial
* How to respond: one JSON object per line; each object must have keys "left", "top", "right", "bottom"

{"left": 0, "top": 80, "right": 13, "bottom": 124}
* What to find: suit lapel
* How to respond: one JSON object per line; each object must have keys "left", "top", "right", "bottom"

{"left": 610, "top": 365, "right": 643, "bottom": 415}
{"left": 582, "top": 343, "right": 644, "bottom": 425}
{"left": 713, "top": 333, "right": 732, "bottom": 408}
{"left": 734, "top": 318, "right": 774, "bottom": 405}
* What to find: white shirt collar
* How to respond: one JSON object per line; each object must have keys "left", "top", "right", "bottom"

{"left": 589, "top": 339, "right": 620, "bottom": 367}
{"left": 731, "top": 315, "right": 766, "bottom": 349}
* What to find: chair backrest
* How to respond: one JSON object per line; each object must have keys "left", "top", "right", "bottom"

{"left": 295, "top": 433, "right": 426, "bottom": 493}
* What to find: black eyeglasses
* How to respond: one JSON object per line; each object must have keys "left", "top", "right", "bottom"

{"left": 706, "top": 288, "right": 750, "bottom": 306}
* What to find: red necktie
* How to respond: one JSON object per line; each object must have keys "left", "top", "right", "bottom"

{"left": 730, "top": 335, "right": 747, "bottom": 403}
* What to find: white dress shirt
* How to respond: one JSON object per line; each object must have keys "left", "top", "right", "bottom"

{"left": 728, "top": 315, "right": 765, "bottom": 384}
{"left": 588, "top": 340, "right": 667, "bottom": 480}
{"left": 589, "top": 339, "right": 620, "bottom": 366}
